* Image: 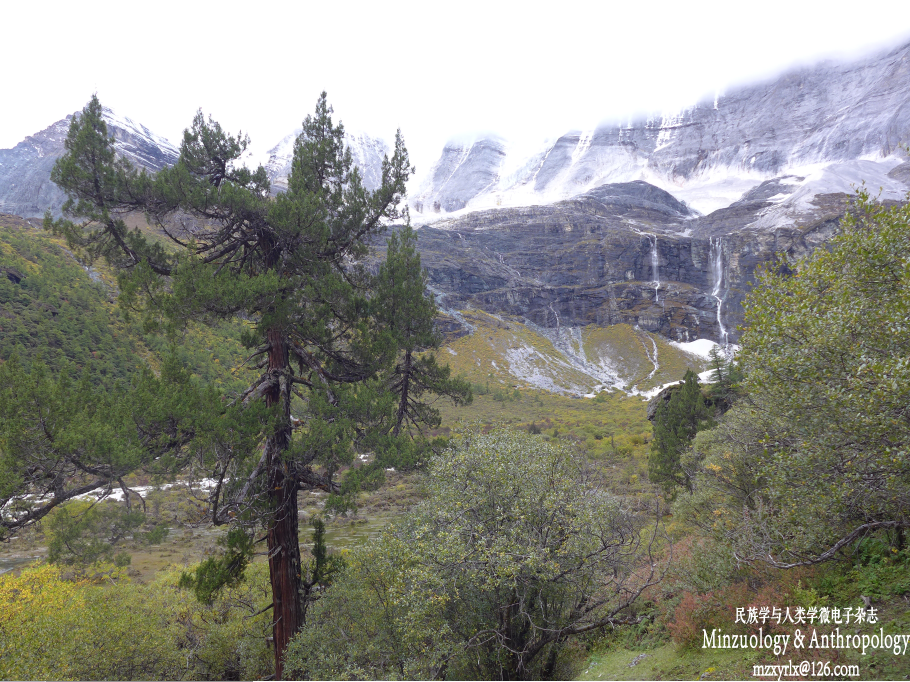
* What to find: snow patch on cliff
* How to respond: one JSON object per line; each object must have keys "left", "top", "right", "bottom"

{"left": 101, "top": 107, "right": 179, "bottom": 162}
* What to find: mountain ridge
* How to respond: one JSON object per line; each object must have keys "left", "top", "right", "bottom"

{"left": 0, "top": 108, "right": 179, "bottom": 219}
{"left": 410, "top": 40, "right": 910, "bottom": 221}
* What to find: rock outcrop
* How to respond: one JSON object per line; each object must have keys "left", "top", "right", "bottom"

{"left": 413, "top": 178, "right": 872, "bottom": 345}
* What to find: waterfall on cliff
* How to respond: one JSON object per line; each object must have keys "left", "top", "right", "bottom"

{"left": 710, "top": 237, "right": 728, "bottom": 346}
{"left": 548, "top": 302, "right": 561, "bottom": 336}
{"left": 650, "top": 235, "right": 660, "bottom": 303}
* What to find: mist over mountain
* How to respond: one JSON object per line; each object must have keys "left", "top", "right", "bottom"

{"left": 411, "top": 41, "right": 910, "bottom": 220}
{"left": 7, "top": 41, "right": 908, "bottom": 223}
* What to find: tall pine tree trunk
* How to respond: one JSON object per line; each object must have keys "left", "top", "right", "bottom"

{"left": 265, "top": 328, "right": 302, "bottom": 679}
{"left": 392, "top": 350, "right": 412, "bottom": 437}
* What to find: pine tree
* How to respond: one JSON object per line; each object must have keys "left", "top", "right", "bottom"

{"left": 0, "top": 352, "right": 260, "bottom": 538}
{"left": 374, "top": 225, "right": 472, "bottom": 438}
{"left": 46, "top": 93, "right": 455, "bottom": 677}
{"left": 648, "top": 369, "right": 711, "bottom": 493}
{"left": 707, "top": 346, "right": 726, "bottom": 385}
{"left": 705, "top": 345, "right": 742, "bottom": 414}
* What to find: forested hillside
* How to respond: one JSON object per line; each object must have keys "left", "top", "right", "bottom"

{"left": 0, "top": 213, "right": 252, "bottom": 390}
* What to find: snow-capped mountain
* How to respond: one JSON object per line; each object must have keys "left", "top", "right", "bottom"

{"left": 401, "top": 40, "right": 910, "bottom": 355}
{"left": 0, "top": 108, "right": 179, "bottom": 218}
{"left": 411, "top": 41, "right": 910, "bottom": 223}
{"left": 242, "top": 129, "right": 391, "bottom": 194}
{"left": 411, "top": 135, "right": 507, "bottom": 213}
{"left": 0, "top": 103, "right": 391, "bottom": 218}
{"left": 2, "top": 41, "right": 909, "bottom": 395}
{"left": 100, "top": 107, "right": 180, "bottom": 171}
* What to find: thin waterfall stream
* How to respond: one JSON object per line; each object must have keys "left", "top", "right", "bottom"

{"left": 650, "top": 235, "right": 660, "bottom": 303}
{"left": 710, "top": 237, "right": 728, "bottom": 346}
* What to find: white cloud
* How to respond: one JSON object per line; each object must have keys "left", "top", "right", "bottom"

{"left": 3, "top": 0, "right": 909, "bottom": 184}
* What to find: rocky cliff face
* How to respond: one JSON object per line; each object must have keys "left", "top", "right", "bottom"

{"left": 412, "top": 136, "right": 507, "bottom": 213}
{"left": 0, "top": 108, "right": 179, "bottom": 219}
{"left": 0, "top": 117, "right": 72, "bottom": 218}
{"left": 414, "top": 177, "right": 885, "bottom": 345}
{"left": 405, "top": 42, "right": 910, "bottom": 347}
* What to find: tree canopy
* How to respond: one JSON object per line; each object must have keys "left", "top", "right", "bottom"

{"left": 285, "top": 429, "right": 664, "bottom": 680}
{"left": 648, "top": 368, "right": 711, "bottom": 494}
{"left": 0, "top": 354, "right": 259, "bottom": 539}
{"left": 679, "top": 189, "right": 910, "bottom": 568}
{"left": 43, "top": 93, "right": 468, "bottom": 676}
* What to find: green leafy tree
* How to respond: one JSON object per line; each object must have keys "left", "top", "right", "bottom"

{"left": 285, "top": 430, "right": 664, "bottom": 680}
{"left": 684, "top": 189, "right": 910, "bottom": 567}
{"left": 648, "top": 369, "right": 711, "bottom": 493}
{"left": 45, "top": 93, "right": 460, "bottom": 676}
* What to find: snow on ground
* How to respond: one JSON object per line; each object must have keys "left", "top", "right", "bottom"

{"left": 637, "top": 339, "right": 740, "bottom": 401}
{"left": 638, "top": 380, "right": 681, "bottom": 400}
{"left": 644, "top": 167, "right": 766, "bottom": 216}
{"left": 697, "top": 368, "right": 717, "bottom": 383}
{"left": 669, "top": 338, "right": 721, "bottom": 360}
{"left": 637, "top": 369, "right": 715, "bottom": 401}
{"left": 1, "top": 479, "right": 221, "bottom": 522}
{"left": 670, "top": 338, "right": 740, "bottom": 361}
{"left": 74, "top": 478, "right": 219, "bottom": 503}
{"left": 746, "top": 156, "right": 909, "bottom": 230}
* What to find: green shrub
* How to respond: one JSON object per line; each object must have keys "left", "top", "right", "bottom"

{"left": 0, "top": 561, "right": 272, "bottom": 680}
{"left": 287, "top": 429, "right": 662, "bottom": 680}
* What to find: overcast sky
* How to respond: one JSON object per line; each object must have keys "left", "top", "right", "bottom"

{"left": 3, "top": 0, "right": 910, "bottom": 178}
